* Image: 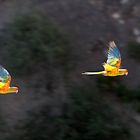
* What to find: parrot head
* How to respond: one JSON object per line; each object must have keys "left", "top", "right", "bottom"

{"left": 125, "top": 69, "right": 128, "bottom": 75}
{"left": 118, "top": 69, "right": 128, "bottom": 76}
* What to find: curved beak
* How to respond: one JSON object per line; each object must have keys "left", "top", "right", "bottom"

{"left": 125, "top": 72, "right": 128, "bottom": 76}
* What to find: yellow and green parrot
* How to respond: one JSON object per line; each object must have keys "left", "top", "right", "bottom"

{"left": 82, "top": 41, "right": 128, "bottom": 76}
{"left": 0, "top": 66, "right": 18, "bottom": 94}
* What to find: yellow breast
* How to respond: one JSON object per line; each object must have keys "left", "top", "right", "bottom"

{"left": 105, "top": 71, "right": 119, "bottom": 76}
{"left": 103, "top": 63, "right": 119, "bottom": 76}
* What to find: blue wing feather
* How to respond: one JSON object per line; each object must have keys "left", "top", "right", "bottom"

{"left": 106, "top": 41, "right": 121, "bottom": 67}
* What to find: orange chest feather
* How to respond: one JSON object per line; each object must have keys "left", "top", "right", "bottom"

{"left": 105, "top": 68, "right": 119, "bottom": 76}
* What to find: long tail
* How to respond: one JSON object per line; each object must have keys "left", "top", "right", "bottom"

{"left": 82, "top": 71, "right": 105, "bottom": 75}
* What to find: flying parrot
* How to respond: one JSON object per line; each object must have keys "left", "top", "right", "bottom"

{"left": 82, "top": 41, "right": 128, "bottom": 76}
{"left": 0, "top": 66, "right": 18, "bottom": 94}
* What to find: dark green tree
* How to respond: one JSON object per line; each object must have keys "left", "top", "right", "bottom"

{"left": 12, "top": 86, "right": 130, "bottom": 140}
{"left": 0, "top": 14, "right": 73, "bottom": 76}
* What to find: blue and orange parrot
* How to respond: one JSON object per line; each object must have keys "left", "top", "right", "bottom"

{"left": 0, "top": 66, "right": 18, "bottom": 94}
{"left": 82, "top": 41, "right": 128, "bottom": 76}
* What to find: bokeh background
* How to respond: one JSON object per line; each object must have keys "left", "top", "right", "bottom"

{"left": 0, "top": 0, "right": 140, "bottom": 140}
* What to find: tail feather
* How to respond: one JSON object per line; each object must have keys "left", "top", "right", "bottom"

{"left": 82, "top": 71, "right": 105, "bottom": 75}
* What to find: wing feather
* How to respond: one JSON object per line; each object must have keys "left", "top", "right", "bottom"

{"left": 106, "top": 41, "right": 121, "bottom": 68}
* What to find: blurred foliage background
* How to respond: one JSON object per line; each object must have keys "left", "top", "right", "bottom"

{"left": 0, "top": 14, "right": 73, "bottom": 76}
{"left": 0, "top": 0, "right": 139, "bottom": 140}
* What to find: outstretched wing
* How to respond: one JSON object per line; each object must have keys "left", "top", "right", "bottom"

{"left": 106, "top": 41, "right": 121, "bottom": 68}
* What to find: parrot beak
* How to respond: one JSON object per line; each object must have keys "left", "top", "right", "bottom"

{"left": 125, "top": 72, "right": 128, "bottom": 76}
{"left": 125, "top": 69, "right": 128, "bottom": 76}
